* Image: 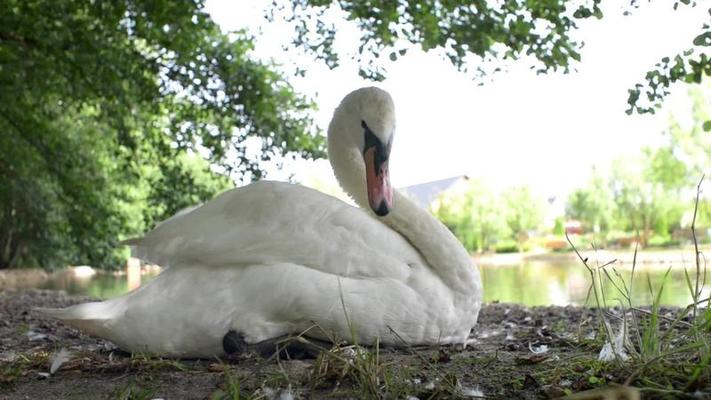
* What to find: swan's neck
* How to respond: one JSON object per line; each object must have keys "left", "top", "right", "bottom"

{"left": 383, "top": 191, "right": 479, "bottom": 293}
{"left": 330, "top": 146, "right": 479, "bottom": 294}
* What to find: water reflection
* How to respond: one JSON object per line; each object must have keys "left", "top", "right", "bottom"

{"left": 38, "top": 266, "right": 160, "bottom": 299}
{"left": 481, "top": 261, "right": 710, "bottom": 306}
{"left": 2, "top": 261, "right": 707, "bottom": 306}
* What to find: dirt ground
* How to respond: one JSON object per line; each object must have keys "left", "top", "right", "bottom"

{"left": 0, "top": 289, "right": 655, "bottom": 399}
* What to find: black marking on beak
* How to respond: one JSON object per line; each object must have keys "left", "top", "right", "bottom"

{"left": 361, "top": 120, "right": 391, "bottom": 166}
{"left": 375, "top": 202, "right": 390, "bottom": 216}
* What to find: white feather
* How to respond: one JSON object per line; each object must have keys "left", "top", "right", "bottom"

{"left": 529, "top": 343, "right": 549, "bottom": 354}
{"left": 598, "top": 319, "right": 629, "bottom": 362}
{"left": 49, "top": 348, "right": 72, "bottom": 374}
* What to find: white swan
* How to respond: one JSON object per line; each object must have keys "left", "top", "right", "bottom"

{"left": 41, "top": 87, "right": 482, "bottom": 358}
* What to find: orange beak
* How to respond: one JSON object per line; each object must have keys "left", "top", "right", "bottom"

{"left": 364, "top": 146, "right": 393, "bottom": 216}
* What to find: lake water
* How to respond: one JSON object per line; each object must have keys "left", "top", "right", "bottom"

{"left": 37, "top": 268, "right": 159, "bottom": 299}
{"left": 481, "top": 260, "right": 708, "bottom": 306}
{"left": 7, "top": 260, "right": 707, "bottom": 307}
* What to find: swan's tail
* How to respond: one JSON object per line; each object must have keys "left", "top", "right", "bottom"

{"left": 36, "top": 301, "right": 117, "bottom": 339}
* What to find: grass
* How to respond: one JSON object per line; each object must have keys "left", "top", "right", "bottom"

{"left": 0, "top": 350, "right": 50, "bottom": 389}
{"left": 290, "top": 322, "right": 416, "bottom": 398}
{"left": 210, "top": 368, "right": 250, "bottom": 400}
{"left": 564, "top": 175, "right": 711, "bottom": 397}
{"left": 113, "top": 384, "right": 156, "bottom": 400}
{"left": 128, "top": 352, "right": 194, "bottom": 372}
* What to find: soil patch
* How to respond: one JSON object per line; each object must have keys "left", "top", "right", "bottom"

{"left": 0, "top": 289, "right": 681, "bottom": 399}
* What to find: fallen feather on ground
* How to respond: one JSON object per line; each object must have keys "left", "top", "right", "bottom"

{"left": 598, "top": 319, "right": 629, "bottom": 362}
{"left": 49, "top": 347, "right": 72, "bottom": 374}
{"left": 458, "top": 383, "right": 484, "bottom": 398}
{"left": 26, "top": 331, "right": 47, "bottom": 342}
{"left": 262, "top": 386, "right": 294, "bottom": 400}
{"left": 529, "top": 343, "right": 549, "bottom": 354}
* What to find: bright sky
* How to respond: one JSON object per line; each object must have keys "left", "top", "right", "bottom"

{"left": 205, "top": 0, "right": 707, "bottom": 199}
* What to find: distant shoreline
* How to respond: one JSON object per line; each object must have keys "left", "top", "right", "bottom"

{"left": 473, "top": 245, "right": 711, "bottom": 268}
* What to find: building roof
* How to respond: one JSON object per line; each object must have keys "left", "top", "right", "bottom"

{"left": 401, "top": 176, "right": 469, "bottom": 208}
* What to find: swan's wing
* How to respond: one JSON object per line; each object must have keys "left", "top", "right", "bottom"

{"left": 120, "top": 204, "right": 202, "bottom": 246}
{"left": 126, "top": 181, "right": 424, "bottom": 280}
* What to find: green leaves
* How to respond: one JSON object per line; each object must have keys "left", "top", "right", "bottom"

{"left": 566, "top": 171, "right": 616, "bottom": 237}
{"left": 501, "top": 186, "right": 545, "bottom": 249}
{"left": 0, "top": 0, "right": 325, "bottom": 269}
{"left": 570, "top": 81, "right": 711, "bottom": 243}
{"left": 692, "top": 32, "right": 711, "bottom": 46}
{"left": 280, "top": 0, "right": 593, "bottom": 81}
{"left": 629, "top": 17, "right": 710, "bottom": 114}
{"left": 432, "top": 181, "right": 543, "bottom": 253}
{"left": 274, "top": 1, "right": 706, "bottom": 112}
{"left": 573, "top": 3, "right": 603, "bottom": 20}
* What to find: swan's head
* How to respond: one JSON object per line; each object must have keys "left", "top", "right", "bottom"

{"left": 328, "top": 87, "right": 395, "bottom": 216}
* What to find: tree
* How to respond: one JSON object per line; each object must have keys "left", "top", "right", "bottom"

{"left": 624, "top": 83, "right": 711, "bottom": 238}
{"left": 0, "top": 109, "right": 127, "bottom": 268}
{"left": 433, "top": 180, "right": 508, "bottom": 253}
{"left": 276, "top": 0, "right": 708, "bottom": 112}
{"left": 566, "top": 168, "right": 617, "bottom": 244}
{"left": 0, "top": 0, "right": 325, "bottom": 268}
{"left": 664, "top": 83, "right": 711, "bottom": 179}
{"left": 502, "top": 186, "right": 544, "bottom": 252}
{"left": 609, "top": 156, "right": 686, "bottom": 246}
{"left": 568, "top": 85, "right": 710, "bottom": 247}
{"left": 651, "top": 83, "right": 711, "bottom": 228}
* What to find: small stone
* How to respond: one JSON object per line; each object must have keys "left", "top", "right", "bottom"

{"left": 544, "top": 385, "right": 566, "bottom": 399}
{"left": 208, "top": 363, "right": 228, "bottom": 373}
{"left": 505, "top": 343, "right": 521, "bottom": 351}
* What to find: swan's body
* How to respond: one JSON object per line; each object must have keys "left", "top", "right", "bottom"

{"left": 41, "top": 88, "right": 482, "bottom": 358}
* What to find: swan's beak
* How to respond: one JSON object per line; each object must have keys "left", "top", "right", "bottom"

{"left": 364, "top": 145, "right": 393, "bottom": 216}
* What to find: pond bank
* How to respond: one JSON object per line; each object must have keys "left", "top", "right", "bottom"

{"left": 0, "top": 289, "right": 701, "bottom": 399}
{"left": 0, "top": 266, "right": 161, "bottom": 299}
{"left": 474, "top": 245, "right": 710, "bottom": 268}
{"left": 0, "top": 269, "right": 52, "bottom": 290}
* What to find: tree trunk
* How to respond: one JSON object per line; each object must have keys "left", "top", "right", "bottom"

{"left": 517, "top": 235, "right": 523, "bottom": 254}
{"left": 0, "top": 230, "right": 12, "bottom": 269}
{"left": 7, "top": 241, "right": 21, "bottom": 268}
{"left": 642, "top": 216, "right": 651, "bottom": 248}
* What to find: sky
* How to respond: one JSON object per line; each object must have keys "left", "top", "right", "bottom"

{"left": 204, "top": 0, "right": 707, "bottom": 199}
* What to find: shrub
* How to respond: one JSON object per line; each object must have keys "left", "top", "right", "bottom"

{"left": 494, "top": 239, "right": 530, "bottom": 253}
{"left": 647, "top": 235, "right": 681, "bottom": 248}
